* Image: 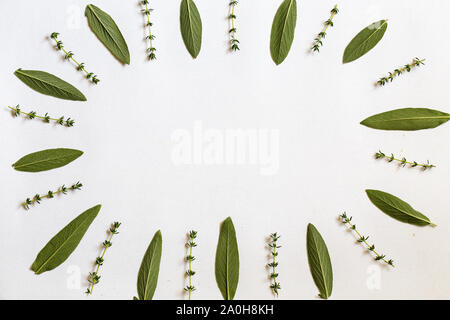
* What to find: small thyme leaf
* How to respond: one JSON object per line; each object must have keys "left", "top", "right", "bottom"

{"left": 22, "top": 182, "right": 82, "bottom": 210}
{"left": 377, "top": 58, "right": 425, "bottom": 86}
{"left": 50, "top": 32, "right": 100, "bottom": 84}
{"left": 185, "top": 230, "right": 197, "bottom": 299}
{"left": 268, "top": 233, "right": 281, "bottom": 296}
{"left": 8, "top": 105, "right": 75, "bottom": 127}
{"left": 86, "top": 222, "right": 121, "bottom": 295}
{"left": 375, "top": 150, "right": 435, "bottom": 170}
{"left": 340, "top": 213, "right": 394, "bottom": 267}
{"left": 311, "top": 5, "right": 338, "bottom": 53}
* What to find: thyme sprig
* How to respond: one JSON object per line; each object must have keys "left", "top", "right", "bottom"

{"left": 312, "top": 5, "right": 338, "bottom": 52}
{"left": 377, "top": 58, "right": 425, "bottom": 86}
{"left": 268, "top": 233, "right": 281, "bottom": 296}
{"left": 375, "top": 150, "right": 435, "bottom": 170}
{"left": 8, "top": 105, "right": 74, "bottom": 127}
{"left": 50, "top": 32, "right": 100, "bottom": 84}
{"left": 86, "top": 222, "right": 121, "bottom": 295}
{"left": 23, "top": 182, "right": 82, "bottom": 210}
{"left": 185, "top": 230, "right": 197, "bottom": 299}
{"left": 340, "top": 213, "right": 394, "bottom": 267}
{"left": 229, "top": 1, "right": 240, "bottom": 51}
{"left": 141, "top": 1, "right": 156, "bottom": 60}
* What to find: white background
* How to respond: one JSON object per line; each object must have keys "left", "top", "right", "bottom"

{"left": 0, "top": 0, "right": 449, "bottom": 300}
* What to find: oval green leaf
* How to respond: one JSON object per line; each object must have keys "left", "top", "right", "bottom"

{"left": 14, "top": 69, "right": 86, "bottom": 101}
{"left": 270, "top": 0, "right": 297, "bottom": 65}
{"left": 85, "top": 4, "right": 130, "bottom": 64}
{"left": 361, "top": 108, "right": 450, "bottom": 131}
{"left": 215, "top": 217, "right": 239, "bottom": 300}
{"left": 180, "top": 0, "right": 202, "bottom": 58}
{"left": 343, "top": 20, "right": 388, "bottom": 64}
{"left": 366, "top": 189, "right": 435, "bottom": 227}
{"left": 31, "top": 204, "right": 101, "bottom": 274}
{"left": 306, "top": 223, "right": 333, "bottom": 299}
{"left": 12, "top": 148, "right": 83, "bottom": 172}
{"left": 137, "top": 230, "right": 162, "bottom": 300}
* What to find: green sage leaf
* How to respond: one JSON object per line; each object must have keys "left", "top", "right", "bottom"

{"left": 215, "top": 217, "right": 239, "bottom": 300}
{"left": 137, "top": 230, "right": 162, "bottom": 300}
{"left": 270, "top": 0, "right": 297, "bottom": 65}
{"left": 366, "top": 189, "right": 435, "bottom": 227}
{"left": 306, "top": 223, "right": 333, "bottom": 299}
{"left": 85, "top": 4, "right": 130, "bottom": 64}
{"left": 31, "top": 205, "right": 101, "bottom": 274}
{"left": 14, "top": 69, "right": 86, "bottom": 101}
{"left": 361, "top": 108, "right": 450, "bottom": 131}
{"left": 343, "top": 20, "right": 388, "bottom": 64}
{"left": 12, "top": 148, "right": 83, "bottom": 173}
{"left": 180, "top": 0, "right": 202, "bottom": 58}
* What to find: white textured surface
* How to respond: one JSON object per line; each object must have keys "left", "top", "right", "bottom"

{"left": 0, "top": 0, "right": 449, "bottom": 300}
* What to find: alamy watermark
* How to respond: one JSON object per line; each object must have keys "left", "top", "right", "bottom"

{"left": 171, "top": 121, "right": 280, "bottom": 176}
{"left": 366, "top": 265, "right": 381, "bottom": 290}
{"left": 66, "top": 265, "right": 81, "bottom": 290}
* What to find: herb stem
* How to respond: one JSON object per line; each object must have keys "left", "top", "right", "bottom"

{"left": 268, "top": 233, "right": 281, "bottom": 296}
{"left": 377, "top": 58, "right": 425, "bottom": 86}
{"left": 145, "top": 5, "right": 153, "bottom": 50}
{"left": 229, "top": 1, "right": 240, "bottom": 51}
{"left": 375, "top": 150, "right": 435, "bottom": 170}
{"left": 322, "top": 5, "right": 338, "bottom": 34}
{"left": 9, "top": 106, "right": 55, "bottom": 122}
{"left": 231, "top": 2, "right": 236, "bottom": 41}
{"left": 141, "top": 1, "right": 156, "bottom": 60}
{"left": 188, "top": 244, "right": 193, "bottom": 300}
{"left": 89, "top": 233, "right": 113, "bottom": 295}
{"left": 8, "top": 105, "right": 75, "bottom": 127}
{"left": 50, "top": 33, "right": 99, "bottom": 84}
{"left": 340, "top": 213, "right": 394, "bottom": 267}
{"left": 312, "top": 5, "right": 339, "bottom": 52}
{"left": 87, "top": 222, "right": 121, "bottom": 295}
{"left": 185, "top": 230, "right": 197, "bottom": 299}
{"left": 23, "top": 182, "right": 82, "bottom": 210}
{"left": 271, "top": 245, "right": 277, "bottom": 286}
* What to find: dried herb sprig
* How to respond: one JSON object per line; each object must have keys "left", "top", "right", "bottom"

{"left": 312, "top": 5, "right": 338, "bottom": 52}
{"left": 185, "top": 230, "right": 197, "bottom": 299}
{"left": 23, "top": 182, "right": 82, "bottom": 210}
{"left": 340, "top": 213, "right": 394, "bottom": 267}
{"left": 377, "top": 58, "right": 425, "bottom": 86}
{"left": 86, "top": 222, "right": 121, "bottom": 295}
{"left": 229, "top": 1, "right": 240, "bottom": 51}
{"left": 141, "top": 1, "right": 156, "bottom": 60}
{"left": 8, "top": 105, "right": 75, "bottom": 127}
{"left": 50, "top": 32, "right": 100, "bottom": 84}
{"left": 375, "top": 150, "right": 435, "bottom": 170}
{"left": 268, "top": 233, "right": 281, "bottom": 296}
